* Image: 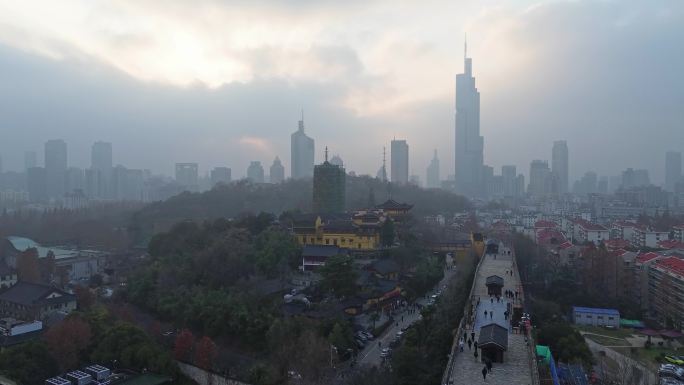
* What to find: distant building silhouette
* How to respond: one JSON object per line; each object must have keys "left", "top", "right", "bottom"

{"left": 665, "top": 151, "right": 682, "bottom": 192}
{"left": 454, "top": 39, "right": 483, "bottom": 197}
{"left": 391, "top": 139, "right": 409, "bottom": 184}
{"left": 329, "top": 154, "right": 344, "bottom": 168}
{"left": 23, "top": 151, "right": 37, "bottom": 171}
{"left": 270, "top": 157, "right": 285, "bottom": 184}
{"left": 175, "top": 163, "right": 199, "bottom": 191}
{"left": 528, "top": 160, "right": 552, "bottom": 197}
{"left": 426, "top": 150, "right": 440, "bottom": 188}
{"left": 247, "top": 161, "right": 265, "bottom": 183}
{"left": 291, "top": 113, "right": 314, "bottom": 179}
{"left": 27, "top": 167, "right": 47, "bottom": 202}
{"left": 211, "top": 167, "right": 231, "bottom": 186}
{"left": 90, "top": 141, "right": 113, "bottom": 198}
{"left": 313, "top": 148, "right": 346, "bottom": 213}
{"left": 45, "top": 139, "right": 67, "bottom": 200}
{"left": 552, "top": 140, "right": 569, "bottom": 194}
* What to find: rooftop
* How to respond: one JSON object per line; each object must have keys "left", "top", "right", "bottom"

{"left": 654, "top": 256, "right": 684, "bottom": 276}
{"left": 636, "top": 252, "right": 661, "bottom": 264}
{"left": 0, "top": 281, "right": 75, "bottom": 307}
{"left": 375, "top": 199, "right": 413, "bottom": 211}
{"left": 485, "top": 275, "right": 504, "bottom": 286}
{"left": 572, "top": 306, "right": 620, "bottom": 316}
{"left": 477, "top": 323, "right": 508, "bottom": 350}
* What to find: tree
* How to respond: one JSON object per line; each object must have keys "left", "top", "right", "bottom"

{"left": 194, "top": 336, "right": 217, "bottom": 370}
{"left": 369, "top": 312, "right": 381, "bottom": 330}
{"left": 174, "top": 329, "right": 194, "bottom": 362}
{"left": 74, "top": 285, "right": 95, "bottom": 310}
{"left": 16, "top": 248, "right": 40, "bottom": 283}
{"left": 328, "top": 322, "right": 355, "bottom": 353}
{"left": 0, "top": 341, "right": 59, "bottom": 385}
{"left": 44, "top": 315, "right": 92, "bottom": 371}
{"left": 319, "top": 255, "right": 358, "bottom": 298}
{"left": 380, "top": 219, "right": 395, "bottom": 247}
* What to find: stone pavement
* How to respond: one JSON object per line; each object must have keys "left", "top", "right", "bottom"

{"left": 447, "top": 248, "right": 534, "bottom": 385}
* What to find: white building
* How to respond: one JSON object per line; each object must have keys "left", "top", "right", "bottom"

{"left": 575, "top": 220, "right": 609, "bottom": 244}
{"left": 632, "top": 227, "right": 669, "bottom": 248}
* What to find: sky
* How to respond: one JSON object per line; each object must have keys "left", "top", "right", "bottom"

{"left": 0, "top": 0, "right": 682, "bottom": 183}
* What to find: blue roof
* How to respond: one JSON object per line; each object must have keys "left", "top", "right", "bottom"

{"left": 572, "top": 306, "right": 619, "bottom": 316}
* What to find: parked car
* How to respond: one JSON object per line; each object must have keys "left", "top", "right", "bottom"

{"left": 355, "top": 332, "right": 368, "bottom": 341}
{"left": 361, "top": 331, "right": 374, "bottom": 340}
{"left": 380, "top": 348, "right": 392, "bottom": 358}
{"left": 355, "top": 339, "right": 365, "bottom": 349}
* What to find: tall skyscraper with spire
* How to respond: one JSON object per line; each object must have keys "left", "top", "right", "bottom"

{"left": 290, "top": 111, "right": 315, "bottom": 179}
{"left": 426, "top": 149, "right": 440, "bottom": 188}
{"left": 454, "top": 38, "right": 483, "bottom": 197}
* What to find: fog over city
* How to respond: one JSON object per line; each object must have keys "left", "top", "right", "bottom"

{"left": 0, "top": 0, "right": 682, "bottom": 181}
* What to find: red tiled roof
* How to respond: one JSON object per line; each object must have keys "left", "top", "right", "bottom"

{"left": 535, "top": 220, "right": 557, "bottom": 229}
{"left": 608, "top": 249, "right": 627, "bottom": 257}
{"left": 604, "top": 239, "right": 631, "bottom": 249}
{"left": 658, "top": 240, "right": 684, "bottom": 250}
{"left": 576, "top": 219, "right": 607, "bottom": 231}
{"left": 559, "top": 241, "right": 573, "bottom": 249}
{"left": 636, "top": 252, "right": 660, "bottom": 264}
{"left": 655, "top": 256, "right": 684, "bottom": 276}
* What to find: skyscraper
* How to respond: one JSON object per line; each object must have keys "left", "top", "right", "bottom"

{"left": 291, "top": 113, "right": 315, "bottom": 179}
{"left": 45, "top": 139, "right": 67, "bottom": 199}
{"left": 528, "top": 160, "right": 551, "bottom": 198}
{"left": 552, "top": 140, "right": 569, "bottom": 194}
{"left": 313, "top": 148, "right": 346, "bottom": 213}
{"left": 270, "top": 157, "right": 285, "bottom": 184}
{"left": 175, "top": 163, "right": 199, "bottom": 191}
{"left": 426, "top": 150, "right": 440, "bottom": 188}
{"left": 454, "top": 40, "right": 483, "bottom": 197}
{"left": 210, "top": 167, "right": 231, "bottom": 186}
{"left": 329, "top": 155, "right": 344, "bottom": 168}
{"left": 390, "top": 139, "right": 409, "bottom": 184}
{"left": 90, "top": 141, "right": 113, "bottom": 198}
{"left": 24, "top": 151, "right": 37, "bottom": 171}
{"left": 665, "top": 151, "right": 682, "bottom": 192}
{"left": 247, "top": 161, "right": 265, "bottom": 183}
{"left": 27, "top": 167, "right": 47, "bottom": 202}
{"left": 501, "top": 165, "right": 517, "bottom": 197}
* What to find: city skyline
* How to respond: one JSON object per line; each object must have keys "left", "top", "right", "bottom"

{"left": 0, "top": 1, "right": 682, "bottom": 183}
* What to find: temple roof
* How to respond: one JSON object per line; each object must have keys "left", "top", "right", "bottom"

{"left": 375, "top": 199, "right": 413, "bottom": 210}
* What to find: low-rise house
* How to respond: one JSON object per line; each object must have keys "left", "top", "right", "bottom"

{"left": 0, "top": 281, "right": 76, "bottom": 320}
{"left": 572, "top": 306, "right": 620, "bottom": 328}
{"left": 611, "top": 221, "right": 637, "bottom": 242}
{"left": 0, "top": 263, "right": 17, "bottom": 289}
{"left": 301, "top": 245, "right": 347, "bottom": 271}
{"left": 674, "top": 225, "right": 684, "bottom": 242}
{"left": 574, "top": 220, "right": 609, "bottom": 244}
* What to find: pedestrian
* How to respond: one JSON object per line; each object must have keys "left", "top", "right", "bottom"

{"left": 484, "top": 310, "right": 488, "bottom": 317}
{"left": 474, "top": 341, "right": 478, "bottom": 350}
{"left": 486, "top": 357, "right": 492, "bottom": 373}
{"left": 459, "top": 338, "right": 464, "bottom": 352}
{"left": 379, "top": 341, "right": 381, "bottom": 347}
{"left": 463, "top": 331, "right": 467, "bottom": 341}
{"left": 490, "top": 311, "right": 493, "bottom": 319}
{"left": 474, "top": 348, "right": 479, "bottom": 362}
{"left": 401, "top": 316, "right": 404, "bottom": 322}
{"left": 468, "top": 339, "right": 472, "bottom": 350}
{"left": 482, "top": 365, "right": 487, "bottom": 380}
{"left": 471, "top": 331, "right": 475, "bottom": 341}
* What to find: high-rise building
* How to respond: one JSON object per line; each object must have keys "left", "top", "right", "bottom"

{"left": 665, "top": 151, "right": 682, "bottom": 192}
{"left": 329, "top": 155, "right": 344, "bottom": 168}
{"left": 210, "top": 167, "right": 231, "bottom": 186}
{"left": 65, "top": 167, "right": 85, "bottom": 193}
{"left": 573, "top": 171, "right": 598, "bottom": 195}
{"left": 90, "top": 142, "right": 113, "bottom": 198}
{"left": 291, "top": 114, "right": 315, "bottom": 179}
{"left": 270, "top": 157, "right": 285, "bottom": 184}
{"left": 45, "top": 139, "right": 67, "bottom": 199}
{"left": 390, "top": 139, "right": 409, "bottom": 184}
{"left": 313, "top": 149, "right": 346, "bottom": 213}
{"left": 454, "top": 40, "right": 483, "bottom": 197}
{"left": 247, "top": 161, "right": 265, "bottom": 183}
{"left": 24, "top": 151, "right": 37, "bottom": 171}
{"left": 426, "top": 150, "right": 440, "bottom": 189}
{"left": 175, "top": 163, "right": 199, "bottom": 191}
{"left": 528, "top": 160, "right": 551, "bottom": 198}
{"left": 501, "top": 165, "right": 517, "bottom": 197}
{"left": 27, "top": 167, "right": 47, "bottom": 202}
{"left": 621, "top": 168, "right": 650, "bottom": 189}
{"left": 552, "top": 140, "right": 569, "bottom": 194}
{"left": 482, "top": 165, "right": 494, "bottom": 198}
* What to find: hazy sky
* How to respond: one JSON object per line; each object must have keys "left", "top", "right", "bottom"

{"left": 0, "top": 0, "right": 682, "bottom": 182}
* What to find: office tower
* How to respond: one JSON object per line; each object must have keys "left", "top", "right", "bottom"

{"left": 598, "top": 176, "right": 609, "bottom": 194}
{"left": 210, "top": 167, "right": 232, "bottom": 186}
{"left": 574, "top": 171, "right": 598, "bottom": 195}
{"left": 390, "top": 139, "right": 409, "bottom": 184}
{"left": 666, "top": 151, "right": 682, "bottom": 192}
{"left": 329, "top": 155, "right": 344, "bottom": 168}
{"left": 528, "top": 160, "right": 551, "bottom": 197}
{"left": 552, "top": 140, "right": 569, "bottom": 194}
{"left": 454, "top": 40, "right": 483, "bottom": 197}
{"left": 110, "top": 165, "right": 144, "bottom": 201}
{"left": 410, "top": 175, "right": 421, "bottom": 187}
{"left": 247, "top": 161, "right": 265, "bottom": 183}
{"left": 501, "top": 165, "right": 517, "bottom": 197}
{"left": 27, "top": 167, "right": 47, "bottom": 202}
{"left": 482, "top": 165, "right": 494, "bottom": 198}
{"left": 65, "top": 167, "right": 85, "bottom": 193}
{"left": 44, "top": 139, "right": 67, "bottom": 199}
{"left": 175, "top": 163, "right": 199, "bottom": 191}
{"left": 90, "top": 142, "right": 113, "bottom": 198}
{"left": 270, "top": 157, "right": 285, "bottom": 184}
{"left": 426, "top": 150, "right": 440, "bottom": 189}
{"left": 608, "top": 176, "right": 622, "bottom": 194}
{"left": 291, "top": 113, "right": 315, "bottom": 179}
{"left": 24, "top": 151, "right": 37, "bottom": 171}
{"left": 516, "top": 174, "right": 526, "bottom": 197}
{"left": 313, "top": 149, "right": 346, "bottom": 213}
{"left": 621, "top": 168, "right": 650, "bottom": 189}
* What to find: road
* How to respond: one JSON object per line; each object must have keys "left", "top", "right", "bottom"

{"left": 357, "top": 266, "right": 459, "bottom": 367}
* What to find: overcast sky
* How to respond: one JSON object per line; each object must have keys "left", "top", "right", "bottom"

{"left": 0, "top": 0, "right": 682, "bottom": 183}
